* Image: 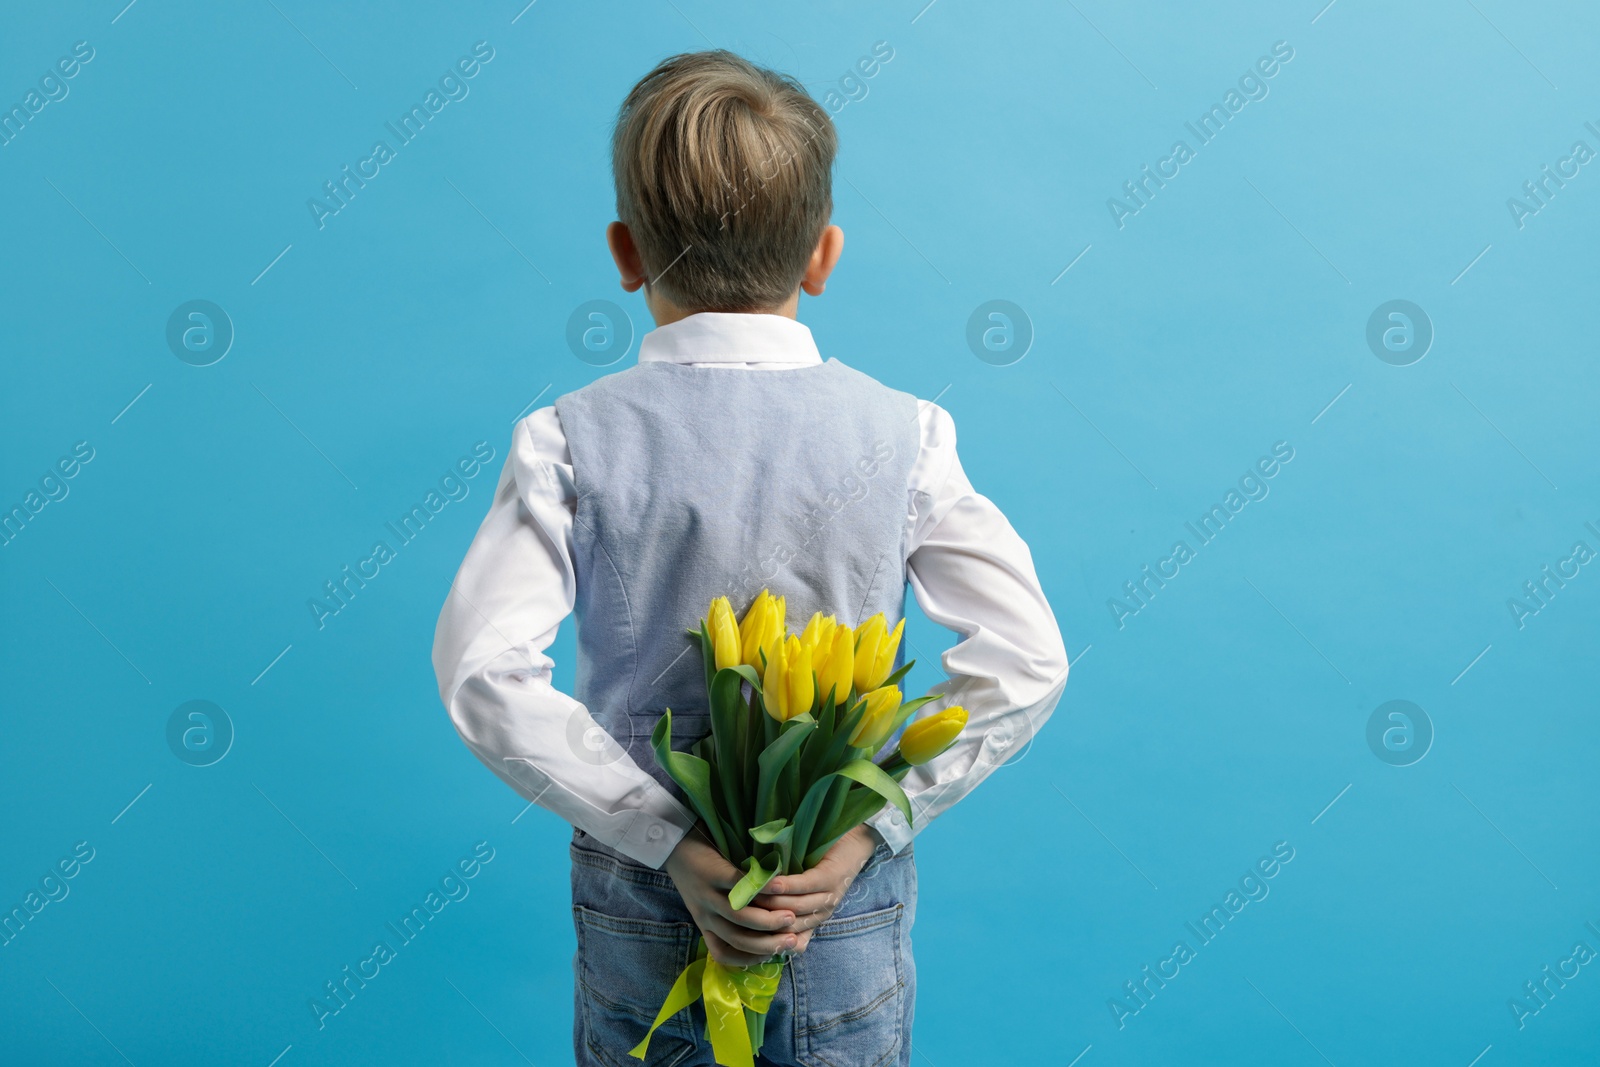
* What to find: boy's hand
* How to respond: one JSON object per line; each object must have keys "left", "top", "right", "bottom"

{"left": 750, "top": 826, "right": 879, "bottom": 955}
{"left": 665, "top": 832, "right": 801, "bottom": 968}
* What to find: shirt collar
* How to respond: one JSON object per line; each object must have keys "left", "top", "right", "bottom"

{"left": 638, "top": 312, "right": 823, "bottom": 366}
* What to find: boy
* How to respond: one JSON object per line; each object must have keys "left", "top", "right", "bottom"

{"left": 433, "top": 50, "right": 1068, "bottom": 1067}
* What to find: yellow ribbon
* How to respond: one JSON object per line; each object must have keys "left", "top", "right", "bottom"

{"left": 629, "top": 938, "right": 783, "bottom": 1067}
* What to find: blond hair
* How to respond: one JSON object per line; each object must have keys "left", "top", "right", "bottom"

{"left": 612, "top": 51, "right": 837, "bottom": 312}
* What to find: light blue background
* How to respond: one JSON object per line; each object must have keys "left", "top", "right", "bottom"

{"left": 3, "top": 1, "right": 1597, "bottom": 1064}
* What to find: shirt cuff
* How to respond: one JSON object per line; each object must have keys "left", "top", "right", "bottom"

{"left": 500, "top": 757, "right": 697, "bottom": 870}
{"left": 616, "top": 791, "right": 697, "bottom": 869}
{"left": 865, "top": 803, "right": 915, "bottom": 855}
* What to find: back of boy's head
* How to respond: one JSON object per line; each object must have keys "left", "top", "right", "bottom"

{"left": 612, "top": 50, "right": 837, "bottom": 314}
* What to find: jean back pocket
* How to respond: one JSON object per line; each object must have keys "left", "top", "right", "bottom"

{"left": 573, "top": 905, "right": 700, "bottom": 1067}
{"left": 793, "top": 902, "right": 907, "bottom": 1067}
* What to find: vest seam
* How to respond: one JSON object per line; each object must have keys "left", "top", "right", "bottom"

{"left": 572, "top": 510, "right": 641, "bottom": 724}
{"left": 854, "top": 549, "right": 888, "bottom": 625}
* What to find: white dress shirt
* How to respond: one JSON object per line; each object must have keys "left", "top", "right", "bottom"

{"left": 433, "top": 312, "right": 1069, "bottom": 869}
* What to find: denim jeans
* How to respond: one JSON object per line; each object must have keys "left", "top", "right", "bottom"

{"left": 570, "top": 827, "right": 917, "bottom": 1067}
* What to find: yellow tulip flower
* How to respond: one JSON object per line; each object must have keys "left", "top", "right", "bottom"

{"left": 783, "top": 634, "right": 814, "bottom": 719}
{"left": 739, "top": 588, "right": 769, "bottom": 648}
{"left": 798, "top": 611, "right": 837, "bottom": 661}
{"left": 877, "top": 617, "right": 905, "bottom": 685}
{"left": 740, "top": 590, "right": 784, "bottom": 671}
{"left": 852, "top": 614, "right": 905, "bottom": 694}
{"left": 772, "top": 594, "right": 790, "bottom": 656}
{"left": 761, "top": 634, "right": 788, "bottom": 720}
{"left": 815, "top": 622, "right": 854, "bottom": 706}
{"left": 847, "top": 685, "right": 903, "bottom": 751}
{"left": 898, "top": 706, "right": 967, "bottom": 765}
{"left": 708, "top": 596, "right": 741, "bottom": 672}
{"left": 852, "top": 614, "right": 885, "bottom": 693}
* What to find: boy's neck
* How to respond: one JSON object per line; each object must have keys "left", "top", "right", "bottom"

{"left": 647, "top": 289, "right": 800, "bottom": 328}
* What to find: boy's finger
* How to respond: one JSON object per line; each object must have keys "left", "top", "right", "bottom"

{"left": 705, "top": 870, "right": 742, "bottom": 891}
{"left": 680, "top": 835, "right": 746, "bottom": 888}
{"left": 700, "top": 858, "right": 748, "bottom": 890}
{"left": 702, "top": 930, "right": 769, "bottom": 969}
{"left": 750, "top": 891, "right": 834, "bottom": 916}
{"left": 781, "top": 910, "right": 829, "bottom": 934}
{"left": 763, "top": 868, "right": 838, "bottom": 896}
{"left": 704, "top": 915, "right": 797, "bottom": 959}
{"left": 716, "top": 900, "right": 796, "bottom": 931}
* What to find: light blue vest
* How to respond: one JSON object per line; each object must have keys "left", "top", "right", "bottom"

{"left": 554, "top": 357, "right": 919, "bottom": 799}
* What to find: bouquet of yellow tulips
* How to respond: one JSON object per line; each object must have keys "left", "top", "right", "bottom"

{"left": 628, "top": 590, "right": 967, "bottom": 1067}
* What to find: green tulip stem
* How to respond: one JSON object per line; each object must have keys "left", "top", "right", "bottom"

{"left": 878, "top": 752, "right": 909, "bottom": 777}
{"left": 746, "top": 689, "right": 770, "bottom": 823}
{"left": 806, "top": 777, "right": 851, "bottom": 870}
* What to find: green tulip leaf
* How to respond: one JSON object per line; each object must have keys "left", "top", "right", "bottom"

{"left": 789, "top": 768, "right": 844, "bottom": 870}
{"left": 834, "top": 759, "right": 912, "bottom": 826}
{"left": 836, "top": 698, "right": 868, "bottom": 746}
{"left": 651, "top": 710, "right": 730, "bottom": 858}
{"left": 711, "top": 667, "right": 750, "bottom": 722}
{"left": 807, "top": 697, "right": 868, "bottom": 782}
{"left": 795, "top": 759, "right": 912, "bottom": 867}
{"left": 879, "top": 661, "right": 916, "bottom": 692}
{"left": 710, "top": 669, "right": 749, "bottom": 833}
{"left": 754, "top": 717, "right": 815, "bottom": 825}
{"left": 819, "top": 684, "right": 840, "bottom": 730}
{"left": 750, "top": 818, "right": 794, "bottom": 873}
{"left": 728, "top": 853, "right": 776, "bottom": 911}
{"left": 889, "top": 694, "right": 938, "bottom": 734}
{"left": 726, "top": 664, "right": 762, "bottom": 693}
{"left": 828, "top": 785, "right": 890, "bottom": 838}
{"left": 799, "top": 687, "right": 836, "bottom": 784}
{"left": 805, "top": 783, "right": 900, "bottom": 867}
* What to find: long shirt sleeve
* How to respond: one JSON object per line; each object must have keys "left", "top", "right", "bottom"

{"left": 432, "top": 407, "right": 697, "bottom": 869}
{"left": 864, "top": 401, "right": 1071, "bottom": 854}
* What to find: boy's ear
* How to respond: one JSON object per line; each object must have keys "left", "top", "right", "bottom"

{"left": 801, "top": 225, "right": 844, "bottom": 297}
{"left": 606, "top": 222, "right": 647, "bottom": 293}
